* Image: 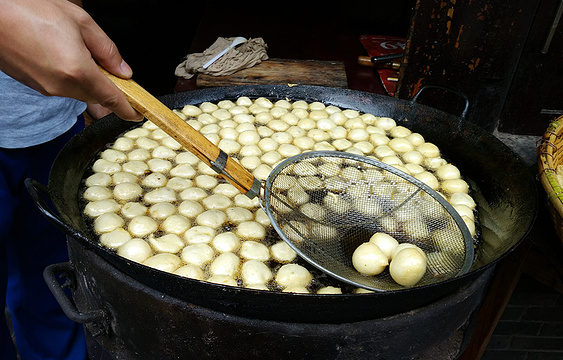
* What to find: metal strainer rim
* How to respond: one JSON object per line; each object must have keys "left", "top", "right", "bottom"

{"left": 261, "top": 150, "right": 475, "bottom": 292}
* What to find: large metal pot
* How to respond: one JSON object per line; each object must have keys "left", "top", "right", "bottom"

{"left": 31, "top": 85, "right": 536, "bottom": 324}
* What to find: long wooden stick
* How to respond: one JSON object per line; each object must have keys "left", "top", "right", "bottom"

{"left": 100, "top": 67, "right": 257, "bottom": 197}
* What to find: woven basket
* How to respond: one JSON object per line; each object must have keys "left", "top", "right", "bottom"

{"left": 538, "top": 115, "right": 563, "bottom": 242}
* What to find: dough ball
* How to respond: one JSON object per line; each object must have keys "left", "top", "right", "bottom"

{"left": 177, "top": 200, "right": 204, "bottom": 219}
{"left": 148, "top": 202, "right": 176, "bottom": 220}
{"left": 113, "top": 182, "right": 143, "bottom": 201}
{"left": 202, "top": 194, "right": 232, "bottom": 210}
{"left": 241, "top": 259, "right": 273, "bottom": 285}
{"left": 209, "top": 252, "right": 240, "bottom": 277}
{"left": 94, "top": 212, "right": 125, "bottom": 233}
{"left": 143, "top": 253, "right": 182, "bottom": 273}
{"left": 83, "top": 186, "right": 112, "bottom": 201}
{"left": 181, "top": 243, "right": 215, "bottom": 266}
{"left": 275, "top": 264, "right": 313, "bottom": 288}
{"left": 184, "top": 225, "right": 215, "bottom": 244}
{"left": 206, "top": 275, "right": 238, "bottom": 287}
{"left": 100, "top": 228, "right": 132, "bottom": 249}
{"left": 270, "top": 241, "right": 297, "bottom": 263}
{"left": 128, "top": 215, "right": 158, "bottom": 237}
{"left": 117, "top": 238, "right": 152, "bottom": 263}
{"left": 196, "top": 210, "right": 227, "bottom": 228}
{"left": 174, "top": 265, "right": 205, "bottom": 280}
{"left": 92, "top": 159, "right": 122, "bottom": 174}
{"left": 317, "top": 286, "right": 343, "bottom": 295}
{"left": 179, "top": 187, "right": 208, "bottom": 201}
{"left": 369, "top": 233, "right": 399, "bottom": 259}
{"left": 211, "top": 232, "right": 240, "bottom": 253}
{"left": 441, "top": 179, "right": 469, "bottom": 195}
{"left": 226, "top": 207, "right": 254, "bottom": 224}
{"left": 240, "top": 240, "right": 270, "bottom": 261}
{"left": 85, "top": 173, "right": 112, "bottom": 187}
{"left": 142, "top": 172, "right": 168, "bottom": 188}
{"left": 144, "top": 187, "right": 176, "bottom": 203}
{"left": 120, "top": 202, "right": 147, "bottom": 219}
{"left": 389, "top": 247, "right": 427, "bottom": 286}
{"left": 148, "top": 233, "right": 185, "bottom": 254}
{"left": 161, "top": 214, "right": 191, "bottom": 235}
{"left": 352, "top": 242, "right": 388, "bottom": 276}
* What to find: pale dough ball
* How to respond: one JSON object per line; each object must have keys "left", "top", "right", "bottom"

{"left": 347, "top": 128, "right": 369, "bottom": 142}
{"left": 270, "top": 241, "right": 297, "bottom": 263}
{"left": 328, "top": 126, "right": 347, "bottom": 139}
{"left": 120, "top": 202, "right": 147, "bottom": 219}
{"left": 282, "top": 220, "right": 309, "bottom": 243}
{"left": 240, "top": 240, "right": 270, "bottom": 261}
{"left": 85, "top": 173, "right": 112, "bottom": 187}
{"left": 112, "top": 137, "right": 135, "bottom": 152}
{"left": 352, "top": 141, "right": 374, "bottom": 154}
{"left": 402, "top": 151, "right": 424, "bottom": 165}
{"left": 268, "top": 119, "right": 290, "bottom": 132}
{"left": 417, "top": 142, "right": 441, "bottom": 158}
{"left": 369, "top": 232, "right": 399, "bottom": 259}
{"left": 236, "top": 221, "right": 266, "bottom": 241}
{"left": 199, "top": 101, "right": 219, "bottom": 113}
{"left": 174, "top": 265, "right": 205, "bottom": 280}
{"left": 234, "top": 194, "right": 260, "bottom": 209}
{"left": 258, "top": 138, "right": 279, "bottom": 152}
{"left": 449, "top": 192, "right": 476, "bottom": 209}
{"left": 441, "top": 179, "right": 469, "bottom": 195}
{"left": 238, "top": 130, "right": 261, "bottom": 146}
{"left": 162, "top": 214, "right": 191, "bottom": 235}
{"left": 219, "top": 127, "right": 239, "bottom": 140}
{"left": 297, "top": 118, "right": 316, "bottom": 130}
{"left": 181, "top": 243, "right": 215, "bottom": 266}
{"left": 253, "top": 164, "right": 273, "bottom": 181}
{"left": 271, "top": 131, "right": 293, "bottom": 144}
{"left": 323, "top": 192, "right": 352, "bottom": 214}
{"left": 180, "top": 187, "right": 208, "bottom": 201}
{"left": 344, "top": 117, "right": 366, "bottom": 129}
{"left": 233, "top": 113, "right": 255, "bottom": 124}
{"left": 166, "top": 177, "right": 192, "bottom": 191}
{"left": 127, "top": 148, "right": 150, "bottom": 161}
{"left": 414, "top": 171, "right": 440, "bottom": 190}
{"left": 113, "top": 182, "right": 143, "bottom": 201}
{"left": 405, "top": 163, "right": 425, "bottom": 175}
{"left": 123, "top": 127, "right": 150, "bottom": 139}
{"left": 144, "top": 187, "right": 176, "bottom": 203}
{"left": 402, "top": 219, "right": 431, "bottom": 241}
{"left": 241, "top": 156, "right": 262, "bottom": 170}
{"left": 226, "top": 207, "right": 253, "bottom": 224}
{"left": 202, "top": 194, "right": 232, "bottom": 210}
{"left": 370, "top": 133, "right": 390, "bottom": 146}
{"left": 375, "top": 117, "right": 396, "bottom": 130}
{"left": 176, "top": 151, "right": 200, "bottom": 165}
{"left": 389, "top": 247, "right": 427, "bottom": 286}
{"left": 436, "top": 164, "right": 462, "bottom": 180}
{"left": 177, "top": 200, "right": 204, "bottom": 218}
{"left": 92, "top": 159, "right": 122, "bottom": 174}
{"left": 333, "top": 138, "right": 353, "bottom": 151}
{"left": 245, "top": 283, "right": 269, "bottom": 291}
{"left": 148, "top": 202, "right": 176, "bottom": 219}
{"left": 209, "top": 252, "right": 240, "bottom": 277}
{"left": 196, "top": 210, "right": 227, "bottom": 228}
{"left": 300, "top": 203, "right": 326, "bottom": 221}
{"left": 206, "top": 275, "right": 238, "bottom": 287}
{"left": 184, "top": 225, "right": 215, "bottom": 244}
{"left": 128, "top": 215, "right": 158, "bottom": 237}
{"left": 94, "top": 212, "right": 125, "bottom": 233}
{"left": 282, "top": 286, "right": 309, "bottom": 294}
{"left": 143, "top": 253, "right": 182, "bottom": 273}
{"left": 211, "top": 232, "right": 240, "bottom": 253}
{"left": 136, "top": 137, "right": 159, "bottom": 150}
{"left": 374, "top": 145, "right": 396, "bottom": 158}
{"left": 83, "top": 186, "right": 112, "bottom": 201}
{"left": 287, "top": 185, "right": 309, "bottom": 206}
{"left": 241, "top": 259, "right": 273, "bottom": 285}
{"left": 181, "top": 104, "right": 203, "bottom": 116}
{"left": 254, "top": 208, "right": 271, "bottom": 227}
{"left": 212, "top": 108, "right": 231, "bottom": 121}
{"left": 117, "top": 238, "right": 152, "bottom": 263}
{"left": 148, "top": 233, "right": 185, "bottom": 253}
{"left": 317, "top": 286, "right": 343, "bottom": 295}
{"left": 389, "top": 126, "right": 411, "bottom": 138}
{"left": 101, "top": 149, "right": 127, "bottom": 163}
{"left": 287, "top": 125, "right": 306, "bottom": 138}
{"left": 388, "top": 138, "right": 414, "bottom": 153}
{"left": 195, "top": 174, "right": 219, "bottom": 190}
{"left": 453, "top": 204, "right": 475, "bottom": 221}
{"left": 122, "top": 160, "right": 149, "bottom": 176}
{"left": 270, "top": 106, "right": 289, "bottom": 119}
{"left": 275, "top": 264, "right": 313, "bottom": 288}
{"left": 330, "top": 112, "right": 348, "bottom": 126}
{"left": 152, "top": 145, "right": 176, "bottom": 159}
{"left": 142, "top": 172, "right": 168, "bottom": 188}
{"left": 218, "top": 139, "right": 242, "bottom": 155}
{"left": 352, "top": 242, "right": 389, "bottom": 276}
{"left": 100, "top": 228, "right": 132, "bottom": 249}
{"left": 261, "top": 151, "right": 282, "bottom": 165}
{"left": 278, "top": 144, "right": 301, "bottom": 158}
{"left": 424, "top": 157, "right": 448, "bottom": 171}
{"left": 213, "top": 183, "right": 240, "bottom": 198}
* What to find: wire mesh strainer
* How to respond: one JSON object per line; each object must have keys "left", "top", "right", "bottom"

{"left": 261, "top": 151, "right": 474, "bottom": 291}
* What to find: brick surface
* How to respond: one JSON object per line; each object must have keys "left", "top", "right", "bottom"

{"left": 510, "top": 336, "right": 563, "bottom": 351}
{"left": 480, "top": 350, "right": 528, "bottom": 360}
{"left": 492, "top": 320, "right": 542, "bottom": 336}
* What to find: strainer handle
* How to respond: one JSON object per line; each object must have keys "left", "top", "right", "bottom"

{"left": 100, "top": 66, "right": 260, "bottom": 199}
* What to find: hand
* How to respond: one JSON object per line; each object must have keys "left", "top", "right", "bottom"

{"left": 0, "top": 0, "right": 143, "bottom": 121}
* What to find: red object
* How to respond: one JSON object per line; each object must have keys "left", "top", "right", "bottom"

{"left": 359, "top": 35, "right": 405, "bottom": 96}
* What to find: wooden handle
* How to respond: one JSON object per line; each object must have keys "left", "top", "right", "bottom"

{"left": 357, "top": 56, "right": 375, "bottom": 67}
{"left": 99, "top": 66, "right": 258, "bottom": 197}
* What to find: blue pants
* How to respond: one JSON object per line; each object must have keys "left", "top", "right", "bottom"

{"left": 0, "top": 119, "right": 87, "bottom": 360}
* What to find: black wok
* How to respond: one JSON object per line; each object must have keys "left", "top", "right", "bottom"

{"left": 32, "top": 85, "right": 537, "bottom": 323}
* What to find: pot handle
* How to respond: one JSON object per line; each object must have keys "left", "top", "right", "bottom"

{"left": 24, "top": 178, "right": 91, "bottom": 244}
{"left": 411, "top": 85, "right": 470, "bottom": 120}
{"left": 43, "top": 262, "right": 108, "bottom": 336}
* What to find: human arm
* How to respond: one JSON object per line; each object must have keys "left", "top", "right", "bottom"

{"left": 0, "top": 0, "right": 143, "bottom": 121}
